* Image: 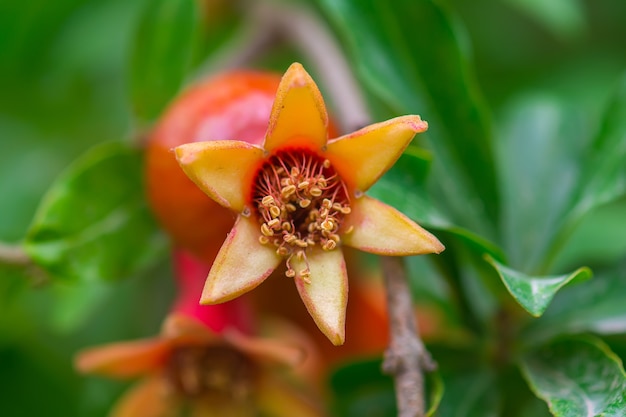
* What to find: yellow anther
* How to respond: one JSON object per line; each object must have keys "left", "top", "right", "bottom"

{"left": 323, "top": 159, "right": 331, "bottom": 168}
{"left": 280, "top": 178, "right": 290, "bottom": 187}
{"left": 322, "top": 199, "right": 332, "bottom": 208}
{"left": 308, "top": 223, "right": 318, "bottom": 233}
{"left": 258, "top": 236, "right": 270, "bottom": 245}
{"left": 286, "top": 203, "right": 297, "bottom": 212}
{"left": 261, "top": 223, "right": 274, "bottom": 236}
{"left": 310, "top": 187, "right": 322, "bottom": 197}
{"left": 306, "top": 238, "right": 316, "bottom": 246}
{"left": 269, "top": 205, "right": 281, "bottom": 218}
{"left": 281, "top": 185, "right": 296, "bottom": 198}
{"left": 319, "top": 208, "right": 329, "bottom": 218}
{"left": 317, "top": 178, "right": 327, "bottom": 188}
{"left": 285, "top": 269, "right": 296, "bottom": 278}
{"left": 329, "top": 233, "right": 340, "bottom": 243}
{"left": 297, "top": 181, "right": 310, "bottom": 190}
{"left": 290, "top": 167, "right": 300, "bottom": 177}
{"left": 321, "top": 219, "right": 334, "bottom": 231}
{"left": 322, "top": 240, "right": 337, "bottom": 251}
{"left": 267, "top": 218, "right": 280, "bottom": 228}
{"left": 340, "top": 206, "right": 352, "bottom": 214}
{"left": 284, "top": 234, "right": 296, "bottom": 243}
{"left": 344, "top": 225, "right": 354, "bottom": 234}
{"left": 276, "top": 246, "right": 289, "bottom": 256}
{"left": 295, "top": 239, "right": 308, "bottom": 248}
{"left": 282, "top": 222, "right": 292, "bottom": 232}
{"left": 296, "top": 250, "right": 306, "bottom": 261}
{"left": 299, "top": 198, "right": 311, "bottom": 208}
{"left": 261, "top": 195, "right": 275, "bottom": 207}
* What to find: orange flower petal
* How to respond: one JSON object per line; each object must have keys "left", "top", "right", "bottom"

{"left": 293, "top": 248, "right": 348, "bottom": 346}
{"left": 74, "top": 339, "right": 170, "bottom": 379}
{"left": 224, "top": 329, "right": 305, "bottom": 368}
{"left": 256, "top": 374, "right": 326, "bottom": 417}
{"left": 161, "top": 313, "right": 217, "bottom": 345}
{"left": 326, "top": 115, "right": 428, "bottom": 193}
{"left": 342, "top": 195, "right": 444, "bottom": 256}
{"left": 201, "top": 215, "right": 281, "bottom": 304}
{"left": 109, "top": 377, "right": 178, "bottom": 417}
{"left": 264, "top": 63, "right": 328, "bottom": 152}
{"left": 175, "top": 141, "right": 264, "bottom": 212}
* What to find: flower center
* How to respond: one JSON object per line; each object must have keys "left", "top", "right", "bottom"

{"left": 252, "top": 149, "right": 351, "bottom": 280}
{"left": 166, "top": 345, "right": 256, "bottom": 403}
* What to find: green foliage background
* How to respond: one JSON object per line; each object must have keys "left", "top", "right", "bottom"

{"left": 1, "top": 0, "right": 625, "bottom": 416}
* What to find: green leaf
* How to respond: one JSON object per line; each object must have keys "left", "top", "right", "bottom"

{"left": 485, "top": 256, "right": 592, "bottom": 317}
{"left": 24, "top": 141, "right": 166, "bottom": 282}
{"left": 319, "top": 0, "right": 498, "bottom": 236}
{"left": 437, "top": 371, "right": 500, "bottom": 417}
{"left": 552, "top": 73, "right": 626, "bottom": 258}
{"left": 497, "top": 94, "right": 591, "bottom": 272}
{"left": 502, "top": 0, "right": 586, "bottom": 40}
{"left": 523, "top": 268, "right": 626, "bottom": 345}
{"left": 128, "top": 0, "right": 200, "bottom": 122}
{"left": 520, "top": 337, "right": 626, "bottom": 417}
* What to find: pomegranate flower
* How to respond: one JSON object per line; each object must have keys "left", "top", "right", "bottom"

{"left": 175, "top": 62, "right": 444, "bottom": 345}
{"left": 75, "top": 313, "right": 324, "bottom": 417}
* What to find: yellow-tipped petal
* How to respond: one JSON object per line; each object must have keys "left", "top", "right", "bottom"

{"left": 224, "top": 329, "right": 305, "bottom": 368}
{"left": 326, "top": 116, "right": 428, "bottom": 193}
{"left": 201, "top": 215, "right": 281, "bottom": 304}
{"left": 264, "top": 63, "right": 328, "bottom": 152}
{"left": 175, "top": 141, "right": 264, "bottom": 212}
{"left": 109, "top": 378, "right": 178, "bottom": 417}
{"left": 74, "top": 339, "right": 170, "bottom": 379}
{"left": 342, "top": 195, "right": 444, "bottom": 256}
{"left": 293, "top": 248, "right": 347, "bottom": 346}
{"left": 256, "top": 375, "right": 326, "bottom": 417}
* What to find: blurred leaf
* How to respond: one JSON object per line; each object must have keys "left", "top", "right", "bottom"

{"left": 523, "top": 267, "right": 626, "bottom": 345}
{"left": 520, "top": 337, "right": 626, "bottom": 417}
{"left": 426, "top": 370, "right": 444, "bottom": 417}
{"left": 129, "top": 0, "right": 200, "bottom": 122}
{"left": 485, "top": 256, "right": 592, "bottom": 317}
{"left": 551, "top": 73, "right": 626, "bottom": 260}
{"left": 502, "top": 0, "right": 586, "bottom": 40}
{"left": 329, "top": 358, "right": 396, "bottom": 417}
{"left": 319, "top": 0, "right": 498, "bottom": 236}
{"left": 497, "top": 95, "right": 591, "bottom": 271}
{"left": 369, "top": 150, "right": 505, "bottom": 261}
{"left": 24, "top": 141, "right": 166, "bottom": 282}
{"left": 437, "top": 370, "right": 500, "bottom": 417}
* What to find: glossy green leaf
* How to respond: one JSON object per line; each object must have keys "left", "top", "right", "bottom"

{"left": 520, "top": 337, "right": 626, "bottom": 417}
{"left": 319, "top": 0, "right": 498, "bottom": 236}
{"left": 497, "top": 95, "right": 591, "bottom": 272}
{"left": 523, "top": 268, "right": 626, "bottom": 344}
{"left": 437, "top": 371, "right": 500, "bottom": 417}
{"left": 24, "top": 142, "right": 166, "bottom": 282}
{"left": 128, "top": 0, "right": 200, "bottom": 122}
{"left": 486, "top": 256, "right": 592, "bottom": 317}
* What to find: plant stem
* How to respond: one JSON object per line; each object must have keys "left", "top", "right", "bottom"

{"left": 381, "top": 256, "right": 437, "bottom": 417}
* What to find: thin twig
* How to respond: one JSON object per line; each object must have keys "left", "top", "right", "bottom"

{"left": 381, "top": 256, "right": 436, "bottom": 417}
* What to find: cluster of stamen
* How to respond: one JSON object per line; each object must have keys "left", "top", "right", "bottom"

{"left": 166, "top": 345, "right": 256, "bottom": 403}
{"left": 252, "top": 150, "right": 351, "bottom": 281}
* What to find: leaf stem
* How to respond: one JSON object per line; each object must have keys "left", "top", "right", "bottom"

{"left": 381, "top": 256, "right": 437, "bottom": 417}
